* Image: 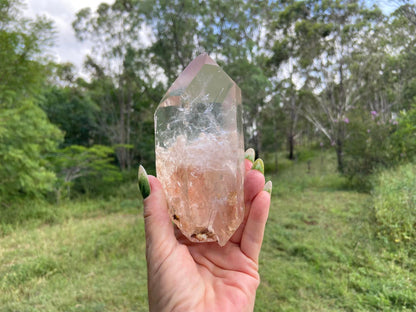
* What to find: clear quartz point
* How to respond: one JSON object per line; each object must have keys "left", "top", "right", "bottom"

{"left": 154, "top": 53, "right": 244, "bottom": 246}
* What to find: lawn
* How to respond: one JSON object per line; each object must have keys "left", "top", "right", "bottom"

{"left": 1, "top": 153, "right": 415, "bottom": 311}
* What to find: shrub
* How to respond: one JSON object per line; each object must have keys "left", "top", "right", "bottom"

{"left": 343, "top": 109, "right": 396, "bottom": 191}
{"left": 372, "top": 163, "right": 416, "bottom": 243}
{"left": 343, "top": 105, "right": 416, "bottom": 190}
{"left": 0, "top": 102, "right": 63, "bottom": 201}
{"left": 50, "top": 145, "right": 122, "bottom": 200}
{"left": 391, "top": 104, "right": 416, "bottom": 163}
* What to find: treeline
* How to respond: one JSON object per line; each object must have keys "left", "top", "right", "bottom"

{"left": 1, "top": 0, "right": 416, "bottom": 203}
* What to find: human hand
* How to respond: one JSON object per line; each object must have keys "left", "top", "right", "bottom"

{"left": 138, "top": 149, "right": 272, "bottom": 312}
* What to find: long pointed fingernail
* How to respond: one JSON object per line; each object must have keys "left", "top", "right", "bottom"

{"left": 138, "top": 165, "right": 151, "bottom": 199}
{"left": 252, "top": 158, "right": 264, "bottom": 175}
{"left": 264, "top": 181, "right": 272, "bottom": 195}
{"left": 245, "top": 148, "right": 255, "bottom": 163}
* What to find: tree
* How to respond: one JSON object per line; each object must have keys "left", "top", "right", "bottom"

{"left": 391, "top": 105, "right": 416, "bottom": 163}
{"left": 330, "top": 5, "right": 416, "bottom": 185}
{"left": 0, "top": 0, "right": 63, "bottom": 201}
{"left": 140, "top": 0, "right": 203, "bottom": 83}
{"left": 395, "top": 0, "right": 416, "bottom": 26}
{"left": 388, "top": 6, "right": 416, "bottom": 111}
{"left": 138, "top": 0, "right": 272, "bottom": 151}
{"left": 51, "top": 145, "right": 121, "bottom": 201}
{"left": 222, "top": 58, "right": 271, "bottom": 153}
{"left": 73, "top": 0, "right": 272, "bottom": 162}
{"left": 140, "top": 0, "right": 270, "bottom": 82}
{"left": 267, "top": 6, "right": 311, "bottom": 160}
{"left": 268, "top": 0, "right": 384, "bottom": 171}
{"left": 145, "top": 0, "right": 272, "bottom": 152}
{"left": 259, "top": 95, "right": 286, "bottom": 171}
{"left": 0, "top": 0, "right": 55, "bottom": 105}
{"left": 40, "top": 65, "right": 100, "bottom": 147}
{"left": 73, "top": 1, "right": 163, "bottom": 170}
{"left": 0, "top": 102, "right": 62, "bottom": 200}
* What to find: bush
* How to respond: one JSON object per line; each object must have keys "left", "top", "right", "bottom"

{"left": 0, "top": 102, "right": 63, "bottom": 201}
{"left": 391, "top": 104, "right": 416, "bottom": 163}
{"left": 372, "top": 163, "right": 416, "bottom": 243}
{"left": 343, "top": 105, "right": 416, "bottom": 190}
{"left": 50, "top": 145, "right": 122, "bottom": 200}
{"left": 343, "top": 109, "right": 396, "bottom": 191}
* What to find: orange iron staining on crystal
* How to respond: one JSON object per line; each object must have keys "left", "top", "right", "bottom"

{"left": 154, "top": 53, "right": 244, "bottom": 246}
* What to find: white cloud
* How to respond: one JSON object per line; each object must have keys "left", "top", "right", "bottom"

{"left": 24, "top": 0, "right": 112, "bottom": 76}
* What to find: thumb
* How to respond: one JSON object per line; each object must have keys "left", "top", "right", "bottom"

{"left": 138, "top": 166, "right": 177, "bottom": 259}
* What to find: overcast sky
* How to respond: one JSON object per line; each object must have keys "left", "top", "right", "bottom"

{"left": 25, "top": 0, "right": 112, "bottom": 76}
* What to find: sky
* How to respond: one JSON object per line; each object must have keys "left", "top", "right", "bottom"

{"left": 24, "top": 0, "right": 112, "bottom": 76}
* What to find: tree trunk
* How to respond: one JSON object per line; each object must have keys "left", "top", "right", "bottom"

{"left": 335, "top": 138, "right": 344, "bottom": 173}
{"left": 288, "top": 133, "right": 295, "bottom": 160}
{"left": 126, "top": 84, "right": 133, "bottom": 170}
{"left": 118, "top": 89, "right": 127, "bottom": 170}
{"left": 254, "top": 131, "right": 262, "bottom": 157}
{"left": 287, "top": 94, "right": 297, "bottom": 160}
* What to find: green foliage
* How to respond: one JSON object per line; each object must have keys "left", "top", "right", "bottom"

{"left": 72, "top": 0, "right": 271, "bottom": 162}
{"left": 343, "top": 109, "right": 397, "bottom": 190}
{"left": 72, "top": 1, "right": 164, "bottom": 169}
{"left": 391, "top": 105, "right": 416, "bottom": 162}
{"left": 40, "top": 84, "right": 99, "bottom": 147}
{"left": 0, "top": 0, "right": 55, "bottom": 104}
{"left": 222, "top": 58, "right": 271, "bottom": 149}
{"left": 260, "top": 99, "right": 286, "bottom": 161}
{"left": 77, "top": 70, "right": 158, "bottom": 169}
{"left": 268, "top": 0, "right": 387, "bottom": 172}
{"left": 0, "top": 0, "right": 63, "bottom": 202}
{"left": 140, "top": 0, "right": 201, "bottom": 82}
{"left": 0, "top": 102, "right": 62, "bottom": 200}
{"left": 343, "top": 104, "right": 416, "bottom": 190}
{"left": 372, "top": 163, "right": 416, "bottom": 244}
{"left": 51, "top": 145, "right": 121, "bottom": 200}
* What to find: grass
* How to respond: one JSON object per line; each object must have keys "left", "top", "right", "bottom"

{"left": 1, "top": 152, "right": 416, "bottom": 311}
{"left": 0, "top": 215, "right": 147, "bottom": 311}
{"left": 372, "top": 163, "right": 416, "bottom": 243}
{"left": 0, "top": 182, "right": 148, "bottom": 311}
{"left": 257, "top": 152, "right": 416, "bottom": 311}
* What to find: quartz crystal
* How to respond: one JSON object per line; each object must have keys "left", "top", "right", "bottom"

{"left": 154, "top": 53, "right": 244, "bottom": 246}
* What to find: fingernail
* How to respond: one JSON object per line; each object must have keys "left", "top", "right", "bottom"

{"left": 264, "top": 181, "right": 272, "bottom": 195}
{"left": 252, "top": 158, "right": 264, "bottom": 175}
{"left": 245, "top": 148, "right": 255, "bottom": 163}
{"left": 138, "top": 165, "right": 151, "bottom": 199}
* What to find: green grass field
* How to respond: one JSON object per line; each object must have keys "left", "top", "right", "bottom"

{"left": 1, "top": 153, "right": 415, "bottom": 311}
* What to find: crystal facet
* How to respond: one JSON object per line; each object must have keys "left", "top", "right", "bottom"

{"left": 155, "top": 53, "right": 244, "bottom": 246}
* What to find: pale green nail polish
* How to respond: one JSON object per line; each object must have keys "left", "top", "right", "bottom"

{"left": 252, "top": 158, "right": 264, "bottom": 175}
{"left": 138, "top": 165, "right": 151, "bottom": 199}
{"left": 264, "top": 181, "right": 272, "bottom": 195}
{"left": 245, "top": 148, "right": 255, "bottom": 163}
